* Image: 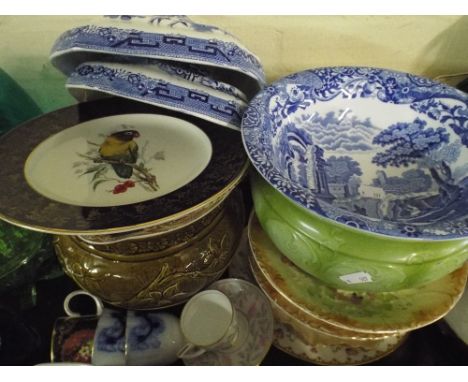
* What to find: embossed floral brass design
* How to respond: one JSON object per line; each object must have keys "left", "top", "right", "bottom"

{"left": 79, "top": 204, "right": 224, "bottom": 255}
{"left": 54, "top": 191, "right": 244, "bottom": 310}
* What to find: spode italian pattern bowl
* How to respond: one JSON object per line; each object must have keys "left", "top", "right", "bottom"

{"left": 242, "top": 66, "right": 468, "bottom": 240}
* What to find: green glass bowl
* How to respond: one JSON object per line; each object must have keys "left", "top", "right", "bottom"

{"left": 0, "top": 220, "right": 46, "bottom": 292}
{"left": 251, "top": 173, "right": 468, "bottom": 292}
{"left": 252, "top": 171, "right": 468, "bottom": 264}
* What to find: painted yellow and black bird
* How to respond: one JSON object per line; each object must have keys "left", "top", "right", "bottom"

{"left": 99, "top": 130, "right": 140, "bottom": 179}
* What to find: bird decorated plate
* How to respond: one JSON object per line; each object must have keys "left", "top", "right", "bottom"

{"left": 66, "top": 60, "right": 248, "bottom": 131}
{"left": 50, "top": 15, "right": 265, "bottom": 98}
{"left": 0, "top": 98, "right": 247, "bottom": 234}
{"left": 242, "top": 66, "right": 468, "bottom": 240}
{"left": 182, "top": 278, "right": 274, "bottom": 366}
{"left": 25, "top": 114, "right": 212, "bottom": 207}
{"left": 248, "top": 213, "right": 468, "bottom": 333}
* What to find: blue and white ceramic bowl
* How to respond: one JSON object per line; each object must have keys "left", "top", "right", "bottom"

{"left": 242, "top": 66, "right": 468, "bottom": 240}
{"left": 50, "top": 15, "right": 265, "bottom": 98}
{"left": 67, "top": 60, "right": 248, "bottom": 131}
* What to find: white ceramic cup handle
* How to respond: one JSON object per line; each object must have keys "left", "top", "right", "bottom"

{"left": 63, "top": 290, "right": 104, "bottom": 317}
{"left": 177, "top": 343, "right": 207, "bottom": 359}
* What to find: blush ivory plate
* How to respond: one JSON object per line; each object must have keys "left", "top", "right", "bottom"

{"left": 242, "top": 66, "right": 468, "bottom": 240}
{"left": 272, "top": 320, "right": 406, "bottom": 366}
{"left": 228, "top": 229, "right": 396, "bottom": 341}
{"left": 248, "top": 213, "right": 468, "bottom": 334}
{"left": 0, "top": 98, "right": 247, "bottom": 235}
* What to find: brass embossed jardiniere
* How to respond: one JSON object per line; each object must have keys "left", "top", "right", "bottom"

{"left": 54, "top": 191, "right": 244, "bottom": 310}
{"left": 77, "top": 203, "right": 224, "bottom": 255}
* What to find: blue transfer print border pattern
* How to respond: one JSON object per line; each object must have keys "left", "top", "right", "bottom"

{"left": 153, "top": 61, "right": 248, "bottom": 102}
{"left": 96, "top": 311, "right": 126, "bottom": 354}
{"left": 51, "top": 24, "right": 265, "bottom": 86}
{"left": 242, "top": 66, "right": 468, "bottom": 239}
{"left": 68, "top": 63, "right": 246, "bottom": 130}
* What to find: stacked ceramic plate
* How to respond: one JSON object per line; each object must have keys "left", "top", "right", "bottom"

{"left": 0, "top": 17, "right": 265, "bottom": 311}
{"left": 244, "top": 213, "right": 467, "bottom": 365}
{"left": 240, "top": 66, "right": 468, "bottom": 364}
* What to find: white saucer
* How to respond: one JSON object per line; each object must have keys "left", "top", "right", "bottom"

{"left": 182, "top": 278, "right": 274, "bottom": 366}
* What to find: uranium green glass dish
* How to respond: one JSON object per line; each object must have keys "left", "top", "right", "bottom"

{"left": 252, "top": 171, "right": 468, "bottom": 264}
{"left": 0, "top": 220, "right": 45, "bottom": 292}
{"left": 251, "top": 172, "right": 468, "bottom": 292}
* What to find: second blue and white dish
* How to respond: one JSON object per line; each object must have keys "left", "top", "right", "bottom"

{"left": 67, "top": 60, "right": 248, "bottom": 131}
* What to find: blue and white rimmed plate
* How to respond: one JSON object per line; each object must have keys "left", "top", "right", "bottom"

{"left": 242, "top": 66, "right": 468, "bottom": 240}
{"left": 67, "top": 60, "right": 248, "bottom": 131}
{"left": 50, "top": 15, "right": 265, "bottom": 98}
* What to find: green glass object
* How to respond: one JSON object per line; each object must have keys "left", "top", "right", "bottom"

{"left": 0, "top": 220, "right": 47, "bottom": 293}
{"left": 251, "top": 172, "right": 468, "bottom": 292}
{"left": 0, "top": 68, "right": 42, "bottom": 135}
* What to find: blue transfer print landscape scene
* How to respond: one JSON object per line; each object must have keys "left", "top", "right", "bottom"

{"left": 243, "top": 67, "right": 468, "bottom": 239}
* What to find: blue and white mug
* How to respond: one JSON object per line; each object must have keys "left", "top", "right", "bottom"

{"left": 62, "top": 290, "right": 183, "bottom": 365}
{"left": 125, "top": 311, "right": 183, "bottom": 366}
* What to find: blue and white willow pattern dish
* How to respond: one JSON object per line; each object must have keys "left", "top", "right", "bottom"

{"left": 67, "top": 61, "right": 248, "bottom": 130}
{"left": 50, "top": 15, "right": 265, "bottom": 90}
{"left": 242, "top": 67, "right": 468, "bottom": 240}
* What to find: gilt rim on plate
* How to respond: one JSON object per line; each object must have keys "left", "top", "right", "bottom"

{"left": 0, "top": 97, "right": 247, "bottom": 235}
